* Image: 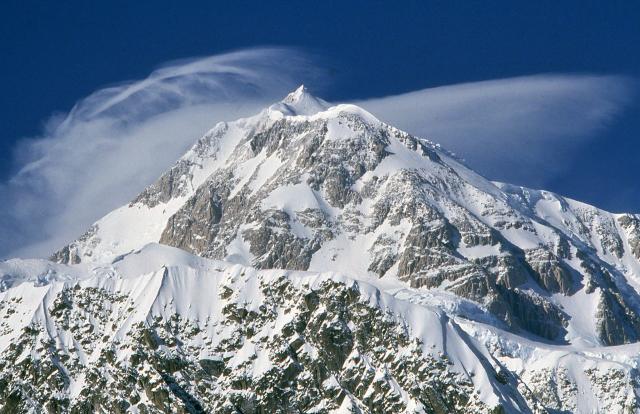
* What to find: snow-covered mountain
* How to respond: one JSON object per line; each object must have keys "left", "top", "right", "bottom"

{"left": 2, "top": 86, "right": 640, "bottom": 412}
{"left": 4, "top": 243, "right": 640, "bottom": 413}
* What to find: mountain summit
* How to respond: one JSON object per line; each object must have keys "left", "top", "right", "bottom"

{"left": 274, "top": 84, "right": 330, "bottom": 116}
{"left": 1, "top": 88, "right": 640, "bottom": 412}
{"left": 52, "top": 87, "right": 640, "bottom": 347}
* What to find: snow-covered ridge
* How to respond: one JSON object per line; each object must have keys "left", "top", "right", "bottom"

{"left": 47, "top": 87, "right": 640, "bottom": 346}
{"left": 49, "top": 87, "right": 640, "bottom": 351}
{"left": 2, "top": 243, "right": 640, "bottom": 412}
{"left": 2, "top": 86, "right": 639, "bottom": 412}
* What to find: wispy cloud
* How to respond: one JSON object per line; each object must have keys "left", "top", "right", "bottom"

{"left": 357, "top": 74, "right": 635, "bottom": 185}
{"left": 0, "top": 49, "right": 634, "bottom": 260}
{"left": 357, "top": 75, "right": 635, "bottom": 185}
{"left": 0, "top": 48, "right": 324, "bottom": 259}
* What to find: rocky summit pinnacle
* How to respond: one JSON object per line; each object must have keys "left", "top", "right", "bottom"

{"left": 2, "top": 90, "right": 640, "bottom": 413}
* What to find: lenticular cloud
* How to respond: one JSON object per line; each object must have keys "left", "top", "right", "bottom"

{"left": 0, "top": 48, "right": 324, "bottom": 259}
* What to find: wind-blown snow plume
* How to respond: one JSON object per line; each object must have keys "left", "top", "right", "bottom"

{"left": 357, "top": 74, "right": 635, "bottom": 185}
{"left": 0, "top": 48, "right": 324, "bottom": 259}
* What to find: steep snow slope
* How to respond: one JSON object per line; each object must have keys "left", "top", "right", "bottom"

{"left": 53, "top": 86, "right": 640, "bottom": 348}
{"left": 2, "top": 244, "right": 639, "bottom": 412}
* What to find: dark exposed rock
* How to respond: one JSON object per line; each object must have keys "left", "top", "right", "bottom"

{"left": 0, "top": 271, "right": 523, "bottom": 413}
{"left": 525, "top": 249, "right": 575, "bottom": 295}
{"left": 491, "top": 287, "right": 568, "bottom": 341}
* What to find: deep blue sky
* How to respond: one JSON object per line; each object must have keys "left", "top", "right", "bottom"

{"left": 1, "top": 1, "right": 639, "bottom": 211}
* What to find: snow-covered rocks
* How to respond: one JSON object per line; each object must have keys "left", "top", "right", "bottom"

{"left": 4, "top": 244, "right": 640, "bottom": 412}
{"left": 53, "top": 87, "right": 640, "bottom": 348}
{"left": 3, "top": 87, "right": 638, "bottom": 412}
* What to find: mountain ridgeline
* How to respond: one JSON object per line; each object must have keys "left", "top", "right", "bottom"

{"left": 55, "top": 86, "right": 640, "bottom": 347}
{"left": 1, "top": 86, "right": 639, "bottom": 413}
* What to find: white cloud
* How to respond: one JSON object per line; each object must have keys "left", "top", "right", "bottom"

{"left": 356, "top": 74, "right": 635, "bottom": 185}
{"left": 1, "top": 50, "right": 634, "bottom": 260}
{"left": 0, "top": 48, "right": 324, "bottom": 259}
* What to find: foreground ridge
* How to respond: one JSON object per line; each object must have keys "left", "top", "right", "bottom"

{"left": 3, "top": 244, "right": 639, "bottom": 412}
